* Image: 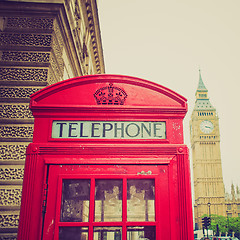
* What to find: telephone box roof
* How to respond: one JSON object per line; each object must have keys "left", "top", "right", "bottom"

{"left": 30, "top": 74, "right": 187, "bottom": 115}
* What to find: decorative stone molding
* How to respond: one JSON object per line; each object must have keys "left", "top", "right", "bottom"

{"left": 0, "top": 51, "right": 50, "bottom": 63}
{"left": 0, "top": 144, "right": 27, "bottom": 162}
{"left": 0, "top": 87, "right": 41, "bottom": 99}
{"left": 85, "top": 0, "right": 103, "bottom": 74}
{"left": 5, "top": 17, "right": 54, "bottom": 30}
{"left": 0, "top": 187, "right": 22, "bottom": 207}
{"left": 0, "top": 212, "right": 19, "bottom": 228}
{"left": 0, "top": 104, "right": 33, "bottom": 119}
{"left": 51, "top": 36, "right": 64, "bottom": 76}
{"left": 0, "top": 67, "right": 48, "bottom": 83}
{"left": 49, "top": 54, "right": 63, "bottom": 80}
{"left": 47, "top": 69, "right": 58, "bottom": 86}
{"left": 0, "top": 33, "right": 52, "bottom": 47}
{"left": 53, "top": 19, "right": 63, "bottom": 49}
{"left": 74, "top": 0, "right": 81, "bottom": 22}
{"left": 0, "top": 125, "right": 33, "bottom": 139}
{"left": 0, "top": 167, "right": 24, "bottom": 182}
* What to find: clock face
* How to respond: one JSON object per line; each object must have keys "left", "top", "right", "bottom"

{"left": 200, "top": 120, "right": 214, "bottom": 134}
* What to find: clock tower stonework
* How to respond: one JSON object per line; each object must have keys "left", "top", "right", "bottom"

{"left": 190, "top": 72, "right": 225, "bottom": 227}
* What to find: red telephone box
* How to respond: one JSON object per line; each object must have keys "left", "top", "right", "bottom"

{"left": 18, "top": 74, "right": 193, "bottom": 240}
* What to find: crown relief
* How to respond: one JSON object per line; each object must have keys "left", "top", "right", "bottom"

{"left": 94, "top": 83, "right": 127, "bottom": 105}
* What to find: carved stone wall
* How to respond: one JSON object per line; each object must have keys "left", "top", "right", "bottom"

{"left": 0, "top": 10, "right": 55, "bottom": 238}
{"left": 4, "top": 17, "right": 54, "bottom": 30}
{"left": 0, "top": 234, "right": 17, "bottom": 240}
{"left": 0, "top": 68, "right": 49, "bottom": 84}
{"left": 0, "top": 167, "right": 24, "bottom": 182}
{"left": 0, "top": 186, "right": 22, "bottom": 207}
{"left": 0, "top": 1, "right": 105, "bottom": 238}
{"left": 0, "top": 144, "right": 27, "bottom": 164}
{"left": 0, "top": 33, "right": 52, "bottom": 47}
{"left": 0, "top": 104, "right": 33, "bottom": 120}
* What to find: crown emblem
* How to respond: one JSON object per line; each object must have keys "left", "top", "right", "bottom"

{"left": 94, "top": 83, "right": 127, "bottom": 105}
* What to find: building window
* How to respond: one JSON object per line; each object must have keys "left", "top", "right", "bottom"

{"left": 227, "top": 205, "right": 231, "bottom": 210}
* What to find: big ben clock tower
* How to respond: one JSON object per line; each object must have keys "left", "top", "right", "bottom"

{"left": 190, "top": 71, "right": 226, "bottom": 227}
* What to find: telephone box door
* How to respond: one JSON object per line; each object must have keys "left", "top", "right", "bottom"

{"left": 43, "top": 164, "right": 170, "bottom": 240}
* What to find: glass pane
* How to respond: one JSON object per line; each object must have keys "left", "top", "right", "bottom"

{"left": 95, "top": 179, "right": 122, "bottom": 222}
{"left": 59, "top": 227, "right": 88, "bottom": 240}
{"left": 127, "top": 180, "right": 155, "bottom": 222}
{"left": 127, "top": 226, "right": 155, "bottom": 240}
{"left": 94, "top": 227, "right": 122, "bottom": 240}
{"left": 61, "top": 179, "right": 90, "bottom": 222}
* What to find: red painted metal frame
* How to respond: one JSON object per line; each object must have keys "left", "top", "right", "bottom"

{"left": 44, "top": 165, "right": 166, "bottom": 240}
{"left": 18, "top": 74, "right": 194, "bottom": 240}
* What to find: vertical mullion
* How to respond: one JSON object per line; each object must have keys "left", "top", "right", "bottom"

{"left": 122, "top": 177, "right": 127, "bottom": 240}
{"left": 54, "top": 176, "right": 62, "bottom": 240}
{"left": 155, "top": 174, "right": 161, "bottom": 240}
{"left": 89, "top": 177, "right": 95, "bottom": 240}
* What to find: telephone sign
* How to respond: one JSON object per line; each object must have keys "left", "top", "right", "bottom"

{"left": 18, "top": 75, "right": 194, "bottom": 240}
{"left": 52, "top": 121, "right": 166, "bottom": 139}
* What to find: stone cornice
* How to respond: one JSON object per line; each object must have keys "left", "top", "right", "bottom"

{"left": 86, "top": 0, "right": 105, "bottom": 74}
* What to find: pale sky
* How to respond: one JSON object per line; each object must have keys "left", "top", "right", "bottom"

{"left": 98, "top": 0, "right": 240, "bottom": 192}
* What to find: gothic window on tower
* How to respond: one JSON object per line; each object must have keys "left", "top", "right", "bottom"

{"left": 199, "top": 112, "right": 213, "bottom": 116}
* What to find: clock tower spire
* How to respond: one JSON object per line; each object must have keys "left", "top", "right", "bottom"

{"left": 197, "top": 69, "right": 207, "bottom": 90}
{"left": 190, "top": 72, "right": 225, "bottom": 228}
{"left": 194, "top": 70, "right": 215, "bottom": 110}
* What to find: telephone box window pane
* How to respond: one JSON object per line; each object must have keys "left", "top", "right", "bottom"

{"left": 93, "top": 227, "right": 122, "bottom": 240}
{"left": 61, "top": 180, "right": 90, "bottom": 222}
{"left": 127, "top": 180, "right": 155, "bottom": 222}
{"left": 127, "top": 226, "right": 155, "bottom": 240}
{"left": 95, "top": 180, "right": 122, "bottom": 222}
{"left": 59, "top": 227, "right": 88, "bottom": 240}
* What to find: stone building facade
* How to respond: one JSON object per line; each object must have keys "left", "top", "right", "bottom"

{"left": 0, "top": 0, "right": 105, "bottom": 239}
{"left": 190, "top": 72, "right": 240, "bottom": 229}
{"left": 225, "top": 184, "right": 240, "bottom": 218}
